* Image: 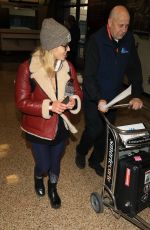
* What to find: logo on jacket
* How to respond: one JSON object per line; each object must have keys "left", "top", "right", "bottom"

{"left": 121, "top": 47, "right": 129, "bottom": 54}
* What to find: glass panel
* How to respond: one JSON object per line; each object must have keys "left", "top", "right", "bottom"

{"left": 70, "top": 7, "right": 76, "bottom": 17}
{"left": 64, "top": 0, "right": 76, "bottom": 7}
{"left": 79, "top": 5, "right": 87, "bottom": 40}
{"left": 78, "top": 5, "right": 87, "bottom": 58}
{"left": 64, "top": 0, "right": 88, "bottom": 6}
{"left": 70, "top": 0, "right": 77, "bottom": 4}
{"left": 80, "top": 0, "right": 88, "bottom": 4}
{"left": 63, "top": 0, "right": 88, "bottom": 59}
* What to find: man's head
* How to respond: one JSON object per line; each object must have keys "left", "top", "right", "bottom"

{"left": 108, "top": 5, "right": 130, "bottom": 40}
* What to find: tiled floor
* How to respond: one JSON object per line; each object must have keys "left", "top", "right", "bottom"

{"left": 0, "top": 54, "right": 150, "bottom": 230}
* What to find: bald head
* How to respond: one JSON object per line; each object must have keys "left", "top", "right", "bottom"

{"left": 109, "top": 5, "right": 130, "bottom": 21}
{"left": 108, "top": 5, "right": 130, "bottom": 40}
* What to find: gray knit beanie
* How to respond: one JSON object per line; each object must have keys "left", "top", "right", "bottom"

{"left": 40, "top": 18, "right": 71, "bottom": 51}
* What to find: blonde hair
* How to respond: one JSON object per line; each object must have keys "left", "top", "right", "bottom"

{"left": 32, "top": 47, "right": 56, "bottom": 78}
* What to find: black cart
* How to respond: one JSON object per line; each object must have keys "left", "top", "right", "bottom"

{"left": 90, "top": 104, "right": 150, "bottom": 230}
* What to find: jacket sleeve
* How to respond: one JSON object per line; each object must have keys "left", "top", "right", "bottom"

{"left": 15, "top": 60, "right": 50, "bottom": 118}
{"left": 126, "top": 34, "right": 143, "bottom": 98}
{"left": 83, "top": 35, "right": 102, "bottom": 103}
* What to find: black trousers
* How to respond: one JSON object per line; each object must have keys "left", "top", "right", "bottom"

{"left": 76, "top": 100, "right": 116, "bottom": 166}
{"left": 32, "top": 140, "right": 66, "bottom": 178}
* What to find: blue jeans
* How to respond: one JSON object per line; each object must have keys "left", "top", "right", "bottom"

{"left": 31, "top": 140, "right": 66, "bottom": 178}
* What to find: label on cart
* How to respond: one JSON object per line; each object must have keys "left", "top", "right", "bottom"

{"left": 105, "top": 126, "right": 117, "bottom": 190}
{"left": 145, "top": 170, "right": 150, "bottom": 184}
{"left": 125, "top": 168, "right": 131, "bottom": 186}
{"left": 117, "top": 123, "right": 148, "bottom": 148}
{"left": 134, "top": 156, "right": 142, "bottom": 161}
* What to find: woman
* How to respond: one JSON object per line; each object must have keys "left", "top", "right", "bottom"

{"left": 15, "top": 18, "right": 82, "bottom": 209}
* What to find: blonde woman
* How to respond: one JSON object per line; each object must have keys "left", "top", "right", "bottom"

{"left": 15, "top": 18, "right": 82, "bottom": 209}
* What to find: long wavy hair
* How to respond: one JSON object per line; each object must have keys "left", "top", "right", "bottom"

{"left": 32, "top": 47, "right": 56, "bottom": 78}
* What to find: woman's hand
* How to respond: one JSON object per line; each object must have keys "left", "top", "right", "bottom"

{"left": 50, "top": 101, "right": 68, "bottom": 114}
{"left": 66, "top": 97, "right": 76, "bottom": 110}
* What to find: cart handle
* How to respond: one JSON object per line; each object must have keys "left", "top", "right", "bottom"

{"left": 101, "top": 103, "right": 150, "bottom": 134}
{"left": 109, "top": 103, "right": 130, "bottom": 109}
{"left": 110, "top": 103, "right": 150, "bottom": 112}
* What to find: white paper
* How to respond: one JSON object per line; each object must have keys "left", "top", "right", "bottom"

{"left": 117, "top": 123, "right": 147, "bottom": 148}
{"left": 104, "top": 85, "right": 131, "bottom": 109}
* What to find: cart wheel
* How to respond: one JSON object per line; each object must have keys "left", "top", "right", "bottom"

{"left": 90, "top": 192, "right": 104, "bottom": 213}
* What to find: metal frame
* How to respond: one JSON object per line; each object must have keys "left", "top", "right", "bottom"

{"left": 91, "top": 104, "right": 150, "bottom": 230}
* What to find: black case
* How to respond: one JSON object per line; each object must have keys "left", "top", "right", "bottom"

{"left": 115, "top": 151, "right": 150, "bottom": 217}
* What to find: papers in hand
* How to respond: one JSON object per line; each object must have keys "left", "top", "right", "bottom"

{"left": 104, "top": 85, "right": 131, "bottom": 109}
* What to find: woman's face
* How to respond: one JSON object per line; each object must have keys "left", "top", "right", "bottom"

{"left": 52, "top": 44, "right": 70, "bottom": 60}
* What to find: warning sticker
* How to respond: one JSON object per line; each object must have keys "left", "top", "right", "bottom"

{"left": 125, "top": 168, "right": 131, "bottom": 186}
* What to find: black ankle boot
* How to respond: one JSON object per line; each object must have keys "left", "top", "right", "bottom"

{"left": 48, "top": 180, "right": 61, "bottom": 209}
{"left": 34, "top": 177, "right": 45, "bottom": 197}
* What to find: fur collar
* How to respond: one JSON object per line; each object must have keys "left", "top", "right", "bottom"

{"left": 29, "top": 54, "right": 70, "bottom": 101}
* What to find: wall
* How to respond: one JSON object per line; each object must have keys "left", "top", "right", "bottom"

{"left": 0, "top": 0, "right": 48, "bottom": 29}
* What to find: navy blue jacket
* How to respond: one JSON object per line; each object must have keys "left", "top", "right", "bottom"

{"left": 83, "top": 26, "right": 143, "bottom": 103}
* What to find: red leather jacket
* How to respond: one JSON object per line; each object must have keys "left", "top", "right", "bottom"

{"left": 15, "top": 59, "right": 82, "bottom": 140}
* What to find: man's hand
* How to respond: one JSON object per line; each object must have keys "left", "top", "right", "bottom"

{"left": 129, "top": 98, "right": 143, "bottom": 110}
{"left": 98, "top": 99, "right": 108, "bottom": 113}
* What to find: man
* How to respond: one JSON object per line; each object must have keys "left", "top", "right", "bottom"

{"left": 75, "top": 5, "right": 143, "bottom": 176}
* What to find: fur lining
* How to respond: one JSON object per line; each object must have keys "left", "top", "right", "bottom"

{"left": 29, "top": 55, "right": 79, "bottom": 133}
{"left": 42, "top": 99, "right": 52, "bottom": 119}
{"left": 29, "top": 56, "right": 70, "bottom": 101}
{"left": 70, "top": 95, "right": 81, "bottom": 114}
{"left": 61, "top": 114, "right": 77, "bottom": 133}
